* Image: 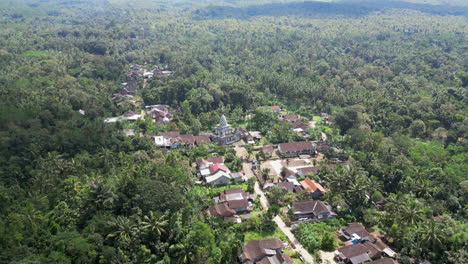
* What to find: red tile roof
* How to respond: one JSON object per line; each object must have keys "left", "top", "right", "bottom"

{"left": 209, "top": 164, "right": 229, "bottom": 174}
{"left": 300, "top": 177, "right": 326, "bottom": 193}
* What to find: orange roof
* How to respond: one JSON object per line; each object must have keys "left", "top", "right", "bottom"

{"left": 300, "top": 177, "right": 326, "bottom": 193}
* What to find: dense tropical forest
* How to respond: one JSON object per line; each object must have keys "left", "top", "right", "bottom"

{"left": 0, "top": 0, "right": 466, "bottom": 264}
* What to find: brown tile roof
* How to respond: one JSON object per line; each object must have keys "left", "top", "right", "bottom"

{"left": 277, "top": 182, "right": 295, "bottom": 192}
{"left": 161, "top": 131, "right": 180, "bottom": 138}
{"left": 362, "top": 241, "right": 382, "bottom": 259}
{"left": 194, "top": 135, "right": 211, "bottom": 144}
{"left": 242, "top": 238, "right": 285, "bottom": 261}
{"left": 342, "top": 223, "right": 370, "bottom": 239}
{"left": 300, "top": 177, "right": 326, "bottom": 193}
{"left": 179, "top": 134, "right": 196, "bottom": 144}
{"left": 283, "top": 114, "right": 299, "bottom": 122}
{"left": 262, "top": 145, "right": 274, "bottom": 153}
{"left": 298, "top": 166, "right": 321, "bottom": 175}
{"left": 293, "top": 121, "right": 309, "bottom": 130}
{"left": 292, "top": 200, "right": 332, "bottom": 216}
{"left": 338, "top": 243, "right": 370, "bottom": 259}
{"left": 207, "top": 203, "right": 236, "bottom": 218}
{"left": 227, "top": 199, "right": 249, "bottom": 209}
{"left": 278, "top": 141, "right": 314, "bottom": 153}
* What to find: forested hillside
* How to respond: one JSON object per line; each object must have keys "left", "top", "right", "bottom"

{"left": 0, "top": 0, "right": 466, "bottom": 264}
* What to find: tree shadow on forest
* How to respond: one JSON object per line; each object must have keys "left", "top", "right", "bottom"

{"left": 193, "top": 0, "right": 468, "bottom": 20}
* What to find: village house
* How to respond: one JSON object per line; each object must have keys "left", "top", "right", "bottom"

{"left": 145, "top": 104, "right": 174, "bottom": 124}
{"left": 212, "top": 115, "right": 244, "bottom": 145}
{"left": 300, "top": 177, "right": 326, "bottom": 198}
{"left": 277, "top": 182, "right": 295, "bottom": 192}
{"left": 206, "top": 188, "right": 253, "bottom": 219}
{"left": 269, "top": 105, "right": 282, "bottom": 113}
{"left": 277, "top": 141, "right": 316, "bottom": 157}
{"left": 261, "top": 145, "right": 274, "bottom": 158}
{"left": 153, "top": 67, "right": 172, "bottom": 77}
{"left": 121, "top": 81, "right": 139, "bottom": 96}
{"left": 231, "top": 171, "right": 245, "bottom": 182}
{"left": 206, "top": 202, "right": 236, "bottom": 219}
{"left": 336, "top": 223, "right": 398, "bottom": 263}
{"left": 150, "top": 131, "right": 211, "bottom": 149}
{"left": 291, "top": 200, "right": 336, "bottom": 221}
{"left": 336, "top": 243, "right": 375, "bottom": 264}
{"left": 240, "top": 238, "right": 293, "bottom": 264}
{"left": 197, "top": 157, "right": 232, "bottom": 185}
{"left": 282, "top": 114, "right": 300, "bottom": 123}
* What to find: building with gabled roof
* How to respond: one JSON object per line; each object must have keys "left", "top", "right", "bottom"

{"left": 278, "top": 141, "right": 316, "bottom": 157}
{"left": 300, "top": 177, "right": 326, "bottom": 198}
{"left": 291, "top": 200, "right": 336, "bottom": 220}
{"left": 240, "top": 238, "right": 293, "bottom": 264}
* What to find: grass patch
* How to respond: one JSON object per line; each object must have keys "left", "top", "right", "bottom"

{"left": 312, "top": 116, "right": 322, "bottom": 122}
{"left": 244, "top": 225, "right": 287, "bottom": 242}
{"left": 209, "top": 183, "right": 248, "bottom": 194}
{"left": 20, "top": 50, "right": 48, "bottom": 57}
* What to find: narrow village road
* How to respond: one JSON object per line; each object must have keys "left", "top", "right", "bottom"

{"left": 253, "top": 181, "right": 316, "bottom": 264}
{"left": 254, "top": 181, "right": 269, "bottom": 209}
{"left": 274, "top": 216, "right": 316, "bottom": 264}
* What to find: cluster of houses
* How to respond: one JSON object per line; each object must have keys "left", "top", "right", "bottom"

{"left": 145, "top": 104, "right": 175, "bottom": 124}
{"left": 269, "top": 105, "right": 313, "bottom": 137}
{"left": 106, "top": 65, "right": 176, "bottom": 125}
{"left": 147, "top": 131, "right": 211, "bottom": 149}
{"left": 147, "top": 114, "right": 262, "bottom": 149}
{"left": 126, "top": 64, "right": 172, "bottom": 79}
{"left": 206, "top": 188, "right": 253, "bottom": 221}
{"left": 104, "top": 110, "right": 142, "bottom": 123}
{"left": 196, "top": 157, "right": 245, "bottom": 185}
{"left": 336, "top": 223, "right": 398, "bottom": 264}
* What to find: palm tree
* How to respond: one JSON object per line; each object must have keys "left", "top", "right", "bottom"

{"left": 142, "top": 211, "right": 169, "bottom": 238}
{"left": 170, "top": 243, "right": 193, "bottom": 264}
{"left": 399, "top": 199, "right": 425, "bottom": 227}
{"left": 107, "top": 216, "right": 138, "bottom": 245}
{"left": 417, "top": 219, "right": 448, "bottom": 253}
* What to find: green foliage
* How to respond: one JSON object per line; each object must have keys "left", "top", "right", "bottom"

{"left": 0, "top": 1, "right": 466, "bottom": 263}
{"left": 294, "top": 219, "right": 343, "bottom": 253}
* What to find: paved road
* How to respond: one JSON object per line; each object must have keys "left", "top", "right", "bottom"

{"left": 241, "top": 146, "right": 316, "bottom": 264}
{"left": 254, "top": 181, "right": 315, "bottom": 264}
{"left": 274, "top": 216, "right": 316, "bottom": 264}
{"left": 254, "top": 181, "right": 269, "bottom": 209}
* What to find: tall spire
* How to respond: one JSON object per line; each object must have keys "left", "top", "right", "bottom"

{"left": 219, "top": 114, "right": 228, "bottom": 126}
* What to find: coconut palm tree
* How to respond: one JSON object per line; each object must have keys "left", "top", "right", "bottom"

{"left": 417, "top": 219, "right": 448, "bottom": 253}
{"left": 107, "top": 216, "right": 138, "bottom": 245}
{"left": 142, "top": 211, "right": 169, "bottom": 238}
